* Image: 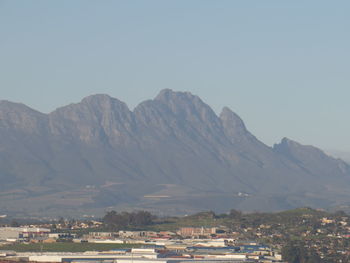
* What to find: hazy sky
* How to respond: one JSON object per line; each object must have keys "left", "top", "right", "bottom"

{"left": 0, "top": 1, "right": 349, "bottom": 151}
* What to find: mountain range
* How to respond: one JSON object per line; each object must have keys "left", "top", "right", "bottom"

{"left": 1, "top": 89, "right": 350, "bottom": 217}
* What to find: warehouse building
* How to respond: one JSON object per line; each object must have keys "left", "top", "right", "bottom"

{"left": 0, "top": 227, "right": 50, "bottom": 241}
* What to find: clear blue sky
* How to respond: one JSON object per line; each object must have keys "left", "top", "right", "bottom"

{"left": 0, "top": 0, "right": 349, "bottom": 151}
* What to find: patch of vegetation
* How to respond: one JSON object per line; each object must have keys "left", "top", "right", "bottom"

{"left": 281, "top": 240, "right": 321, "bottom": 263}
{"left": 103, "top": 211, "right": 155, "bottom": 231}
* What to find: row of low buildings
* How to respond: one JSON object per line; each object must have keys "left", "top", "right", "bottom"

{"left": 0, "top": 227, "right": 221, "bottom": 242}
{"left": 1, "top": 247, "right": 283, "bottom": 263}
{"left": 0, "top": 227, "right": 51, "bottom": 242}
{"left": 88, "top": 227, "right": 221, "bottom": 240}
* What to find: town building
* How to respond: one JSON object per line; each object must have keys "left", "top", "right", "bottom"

{"left": 0, "top": 227, "right": 50, "bottom": 241}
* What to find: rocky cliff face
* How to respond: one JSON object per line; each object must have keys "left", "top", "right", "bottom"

{"left": 0, "top": 90, "right": 350, "bottom": 217}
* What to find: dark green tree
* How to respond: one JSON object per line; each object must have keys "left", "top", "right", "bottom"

{"left": 229, "top": 209, "right": 242, "bottom": 219}
{"left": 103, "top": 210, "right": 155, "bottom": 230}
{"left": 10, "top": 219, "right": 20, "bottom": 227}
{"left": 282, "top": 241, "right": 322, "bottom": 263}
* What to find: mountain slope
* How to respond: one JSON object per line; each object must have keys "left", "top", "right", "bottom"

{"left": 0, "top": 90, "right": 350, "bottom": 217}
{"left": 274, "top": 138, "right": 350, "bottom": 177}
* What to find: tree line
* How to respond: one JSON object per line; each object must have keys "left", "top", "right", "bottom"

{"left": 103, "top": 210, "right": 155, "bottom": 230}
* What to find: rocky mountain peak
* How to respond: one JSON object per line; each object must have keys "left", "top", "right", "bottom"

{"left": 274, "top": 137, "right": 350, "bottom": 176}
{"left": 155, "top": 89, "right": 220, "bottom": 125}
{"left": 220, "top": 107, "right": 247, "bottom": 131}
{"left": 81, "top": 93, "right": 112, "bottom": 103}
{"left": 52, "top": 94, "right": 131, "bottom": 118}
{"left": 0, "top": 100, "right": 43, "bottom": 114}
{"left": 85, "top": 93, "right": 111, "bottom": 99}
{"left": 279, "top": 137, "right": 299, "bottom": 147}
{"left": 155, "top": 89, "right": 202, "bottom": 110}
{"left": 49, "top": 94, "right": 134, "bottom": 143}
{"left": 274, "top": 137, "right": 310, "bottom": 157}
{"left": 81, "top": 94, "right": 130, "bottom": 112}
{"left": 220, "top": 107, "right": 249, "bottom": 141}
{"left": 274, "top": 137, "right": 325, "bottom": 157}
{"left": 155, "top": 88, "right": 199, "bottom": 102}
{"left": 0, "top": 100, "right": 46, "bottom": 132}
